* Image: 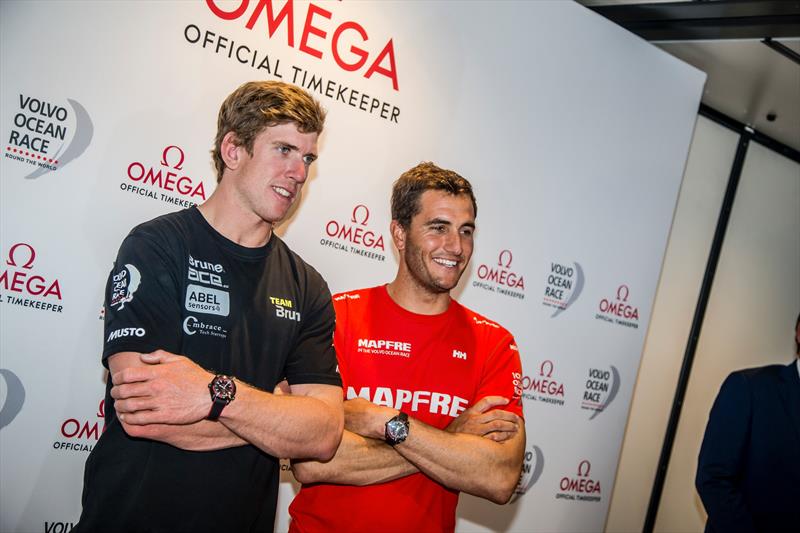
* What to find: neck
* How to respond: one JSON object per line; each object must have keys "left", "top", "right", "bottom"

{"left": 386, "top": 268, "right": 451, "bottom": 315}
{"left": 198, "top": 183, "right": 273, "bottom": 248}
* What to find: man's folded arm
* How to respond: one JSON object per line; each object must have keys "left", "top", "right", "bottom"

{"left": 110, "top": 351, "right": 344, "bottom": 460}
{"left": 108, "top": 351, "right": 247, "bottom": 451}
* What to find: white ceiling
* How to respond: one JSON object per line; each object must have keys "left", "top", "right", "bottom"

{"left": 577, "top": 0, "right": 800, "bottom": 151}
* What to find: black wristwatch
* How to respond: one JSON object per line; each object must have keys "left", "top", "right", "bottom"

{"left": 207, "top": 374, "right": 236, "bottom": 421}
{"left": 385, "top": 411, "right": 410, "bottom": 446}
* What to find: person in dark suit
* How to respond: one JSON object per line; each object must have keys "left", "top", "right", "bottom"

{"left": 696, "top": 314, "right": 800, "bottom": 533}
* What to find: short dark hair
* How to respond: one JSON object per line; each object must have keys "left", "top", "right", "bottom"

{"left": 212, "top": 81, "right": 326, "bottom": 183}
{"left": 391, "top": 162, "right": 477, "bottom": 228}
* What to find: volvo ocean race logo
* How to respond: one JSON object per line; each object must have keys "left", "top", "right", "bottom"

{"left": 542, "top": 261, "right": 584, "bottom": 317}
{"left": 4, "top": 93, "right": 93, "bottom": 178}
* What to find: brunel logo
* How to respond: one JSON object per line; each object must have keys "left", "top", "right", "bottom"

{"left": 0, "top": 242, "right": 64, "bottom": 313}
{"left": 596, "top": 284, "right": 640, "bottom": 329}
{"left": 121, "top": 145, "right": 208, "bottom": 208}
{"left": 321, "top": 203, "right": 386, "bottom": 262}
{"left": 556, "top": 459, "right": 602, "bottom": 502}
{"left": 510, "top": 444, "right": 544, "bottom": 503}
{"left": 4, "top": 93, "right": 93, "bottom": 178}
{"left": 472, "top": 249, "right": 525, "bottom": 300}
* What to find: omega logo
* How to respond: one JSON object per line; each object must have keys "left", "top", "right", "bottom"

{"left": 160, "top": 145, "right": 185, "bottom": 170}
{"left": 351, "top": 204, "right": 369, "bottom": 225}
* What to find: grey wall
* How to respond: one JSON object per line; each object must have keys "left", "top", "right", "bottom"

{"left": 605, "top": 116, "right": 800, "bottom": 532}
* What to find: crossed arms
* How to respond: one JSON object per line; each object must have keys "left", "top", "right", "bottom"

{"left": 292, "top": 396, "right": 526, "bottom": 504}
{"left": 109, "top": 350, "right": 343, "bottom": 461}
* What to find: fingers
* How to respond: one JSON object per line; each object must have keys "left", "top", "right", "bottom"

{"left": 114, "top": 397, "right": 155, "bottom": 416}
{"left": 140, "top": 350, "right": 182, "bottom": 365}
{"left": 110, "top": 382, "right": 152, "bottom": 400}
{"left": 485, "top": 431, "right": 517, "bottom": 443}
{"left": 111, "top": 365, "right": 153, "bottom": 386}
{"left": 469, "top": 396, "right": 510, "bottom": 414}
{"left": 118, "top": 409, "right": 161, "bottom": 426}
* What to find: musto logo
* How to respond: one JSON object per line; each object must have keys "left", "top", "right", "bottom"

{"left": 4, "top": 93, "right": 93, "bottom": 178}
{"left": 121, "top": 145, "right": 208, "bottom": 208}
{"left": 581, "top": 365, "right": 620, "bottom": 420}
{"left": 542, "top": 261, "right": 584, "bottom": 317}
{"left": 510, "top": 444, "right": 544, "bottom": 503}
{"left": 556, "top": 460, "right": 602, "bottom": 503}
{"left": 0, "top": 242, "right": 64, "bottom": 313}
{"left": 53, "top": 399, "right": 106, "bottom": 453}
{"left": 472, "top": 249, "right": 525, "bottom": 300}
{"left": 520, "top": 360, "right": 565, "bottom": 407}
{"left": 320, "top": 204, "right": 386, "bottom": 262}
{"left": 192, "top": 1, "right": 400, "bottom": 124}
{"left": 596, "top": 284, "right": 640, "bottom": 329}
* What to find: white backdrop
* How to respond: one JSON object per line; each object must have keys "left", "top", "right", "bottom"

{"left": 0, "top": 1, "right": 705, "bottom": 532}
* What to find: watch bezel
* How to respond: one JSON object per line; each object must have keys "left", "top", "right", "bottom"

{"left": 385, "top": 411, "right": 409, "bottom": 446}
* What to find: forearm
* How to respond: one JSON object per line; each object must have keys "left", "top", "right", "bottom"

{"left": 292, "top": 430, "right": 418, "bottom": 486}
{"left": 121, "top": 419, "right": 247, "bottom": 451}
{"left": 396, "top": 418, "right": 525, "bottom": 504}
{"left": 219, "top": 383, "right": 343, "bottom": 460}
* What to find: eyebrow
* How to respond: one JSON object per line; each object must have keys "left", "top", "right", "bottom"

{"left": 424, "top": 218, "right": 475, "bottom": 230}
{"left": 273, "top": 140, "right": 317, "bottom": 159}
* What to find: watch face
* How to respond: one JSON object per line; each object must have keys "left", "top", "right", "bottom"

{"left": 387, "top": 419, "right": 408, "bottom": 441}
{"left": 210, "top": 376, "right": 236, "bottom": 402}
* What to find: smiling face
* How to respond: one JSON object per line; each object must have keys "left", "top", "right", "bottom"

{"left": 394, "top": 190, "right": 476, "bottom": 295}
{"left": 227, "top": 122, "right": 318, "bottom": 227}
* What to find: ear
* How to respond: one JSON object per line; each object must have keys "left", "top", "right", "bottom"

{"left": 220, "top": 131, "right": 244, "bottom": 171}
{"left": 390, "top": 220, "right": 407, "bottom": 252}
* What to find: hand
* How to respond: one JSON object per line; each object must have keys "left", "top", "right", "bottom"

{"left": 446, "top": 396, "right": 521, "bottom": 442}
{"left": 111, "top": 350, "right": 213, "bottom": 425}
{"left": 344, "top": 398, "right": 396, "bottom": 440}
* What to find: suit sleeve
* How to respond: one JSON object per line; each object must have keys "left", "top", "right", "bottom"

{"left": 695, "top": 372, "right": 756, "bottom": 533}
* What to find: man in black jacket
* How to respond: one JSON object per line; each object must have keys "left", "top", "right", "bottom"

{"left": 696, "top": 314, "right": 800, "bottom": 533}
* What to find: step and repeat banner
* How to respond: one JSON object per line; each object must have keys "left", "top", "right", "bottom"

{"left": 0, "top": 1, "right": 704, "bottom": 532}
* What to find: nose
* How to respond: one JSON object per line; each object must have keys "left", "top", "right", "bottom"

{"left": 443, "top": 229, "right": 463, "bottom": 257}
{"left": 286, "top": 155, "right": 308, "bottom": 184}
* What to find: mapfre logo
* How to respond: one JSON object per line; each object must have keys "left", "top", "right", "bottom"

{"left": 556, "top": 459, "right": 602, "bottom": 503}
{"left": 472, "top": 249, "right": 525, "bottom": 300}
{"left": 110, "top": 264, "right": 141, "bottom": 311}
{"left": 542, "top": 261, "right": 584, "bottom": 317}
{"left": 4, "top": 93, "right": 93, "bottom": 178}
{"left": 520, "top": 359, "right": 565, "bottom": 406}
{"left": 356, "top": 338, "right": 411, "bottom": 358}
{"left": 347, "top": 386, "right": 468, "bottom": 417}
{"left": 53, "top": 399, "right": 106, "bottom": 453}
{"left": 595, "top": 284, "right": 640, "bottom": 329}
{"left": 121, "top": 145, "right": 208, "bottom": 208}
{"left": 581, "top": 365, "right": 620, "bottom": 420}
{"left": 320, "top": 204, "right": 387, "bottom": 262}
{"left": 510, "top": 444, "right": 544, "bottom": 504}
{"left": 0, "top": 242, "right": 64, "bottom": 313}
